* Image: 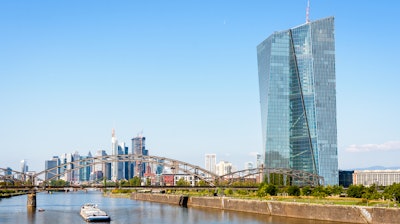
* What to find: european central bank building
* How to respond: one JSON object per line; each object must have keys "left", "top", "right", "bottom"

{"left": 257, "top": 17, "right": 338, "bottom": 185}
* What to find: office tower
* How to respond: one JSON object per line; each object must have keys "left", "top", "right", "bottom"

{"left": 123, "top": 144, "right": 131, "bottom": 180}
{"left": 156, "top": 162, "right": 164, "bottom": 175}
{"left": 205, "top": 154, "right": 216, "bottom": 174}
{"left": 45, "top": 156, "right": 60, "bottom": 180}
{"left": 79, "top": 152, "right": 92, "bottom": 182}
{"left": 117, "top": 142, "right": 126, "bottom": 179}
{"left": 111, "top": 129, "right": 118, "bottom": 181}
{"left": 59, "top": 153, "right": 74, "bottom": 182}
{"left": 257, "top": 17, "right": 338, "bottom": 185}
{"left": 20, "top": 159, "right": 28, "bottom": 172}
{"left": 256, "top": 153, "right": 263, "bottom": 168}
{"left": 19, "top": 160, "right": 28, "bottom": 181}
{"left": 72, "top": 151, "right": 80, "bottom": 183}
{"left": 132, "top": 134, "right": 147, "bottom": 177}
{"left": 132, "top": 134, "right": 146, "bottom": 155}
{"left": 92, "top": 150, "right": 107, "bottom": 180}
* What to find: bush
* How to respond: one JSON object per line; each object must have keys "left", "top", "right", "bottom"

{"left": 301, "top": 186, "right": 312, "bottom": 196}
{"left": 347, "top": 185, "right": 365, "bottom": 198}
{"left": 311, "top": 186, "right": 327, "bottom": 197}
{"left": 258, "top": 183, "right": 278, "bottom": 197}
{"left": 224, "top": 188, "right": 233, "bottom": 196}
{"left": 287, "top": 185, "right": 301, "bottom": 196}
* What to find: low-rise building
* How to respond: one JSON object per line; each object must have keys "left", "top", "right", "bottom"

{"left": 353, "top": 170, "right": 400, "bottom": 186}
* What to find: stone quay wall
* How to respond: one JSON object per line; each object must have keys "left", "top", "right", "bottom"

{"left": 130, "top": 193, "right": 400, "bottom": 224}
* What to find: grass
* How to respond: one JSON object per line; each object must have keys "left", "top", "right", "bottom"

{"left": 109, "top": 188, "right": 399, "bottom": 208}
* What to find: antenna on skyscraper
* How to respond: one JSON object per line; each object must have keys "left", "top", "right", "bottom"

{"left": 306, "top": 0, "right": 310, "bottom": 23}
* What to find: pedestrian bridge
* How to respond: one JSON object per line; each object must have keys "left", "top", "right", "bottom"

{"left": 0, "top": 154, "right": 323, "bottom": 187}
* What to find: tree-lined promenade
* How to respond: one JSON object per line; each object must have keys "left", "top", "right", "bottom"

{"left": 106, "top": 178, "right": 400, "bottom": 208}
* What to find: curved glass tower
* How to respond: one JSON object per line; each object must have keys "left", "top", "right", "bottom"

{"left": 257, "top": 17, "right": 338, "bottom": 185}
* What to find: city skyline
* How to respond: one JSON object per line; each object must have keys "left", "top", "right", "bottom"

{"left": 1, "top": 1, "right": 399, "bottom": 172}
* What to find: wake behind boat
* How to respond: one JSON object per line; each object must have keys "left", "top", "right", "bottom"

{"left": 80, "top": 203, "right": 110, "bottom": 222}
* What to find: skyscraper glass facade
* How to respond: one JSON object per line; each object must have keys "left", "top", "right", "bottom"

{"left": 257, "top": 17, "right": 338, "bottom": 185}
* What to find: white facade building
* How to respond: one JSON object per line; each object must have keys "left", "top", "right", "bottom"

{"left": 216, "top": 161, "right": 232, "bottom": 176}
{"left": 111, "top": 129, "right": 119, "bottom": 181}
{"left": 174, "top": 174, "right": 198, "bottom": 186}
{"left": 353, "top": 170, "right": 400, "bottom": 186}
{"left": 205, "top": 154, "right": 216, "bottom": 174}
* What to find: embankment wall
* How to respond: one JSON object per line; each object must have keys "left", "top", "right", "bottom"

{"left": 130, "top": 193, "right": 400, "bottom": 224}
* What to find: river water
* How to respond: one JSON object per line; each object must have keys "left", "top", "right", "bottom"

{"left": 0, "top": 191, "right": 342, "bottom": 224}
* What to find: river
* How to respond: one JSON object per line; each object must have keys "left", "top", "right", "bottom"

{"left": 0, "top": 190, "right": 343, "bottom": 224}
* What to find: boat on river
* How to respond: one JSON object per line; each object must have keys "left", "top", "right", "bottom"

{"left": 80, "top": 203, "right": 110, "bottom": 222}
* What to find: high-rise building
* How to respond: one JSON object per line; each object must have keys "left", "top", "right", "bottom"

{"left": 257, "top": 17, "right": 338, "bottom": 185}
{"left": 45, "top": 156, "right": 60, "bottom": 181}
{"left": 117, "top": 142, "right": 126, "bottom": 179}
{"left": 132, "top": 134, "right": 146, "bottom": 177}
{"left": 256, "top": 153, "right": 263, "bottom": 168}
{"left": 19, "top": 160, "right": 28, "bottom": 181}
{"left": 20, "top": 159, "right": 28, "bottom": 173}
{"left": 79, "top": 152, "right": 92, "bottom": 182}
{"left": 59, "top": 153, "right": 74, "bottom": 182}
{"left": 92, "top": 150, "right": 107, "bottom": 180}
{"left": 72, "top": 151, "right": 80, "bottom": 183}
{"left": 111, "top": 129, "right": 119, "bottom": 181}
{"left": 205, "top": 154, "right": 216, "bottom": 174}
{"left": 123, "top": 144, "right": 131, "bottom": 180}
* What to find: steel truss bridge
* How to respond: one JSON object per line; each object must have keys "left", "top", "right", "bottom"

{"left": 0, "top": 154, "right": 323, "bottom": 187}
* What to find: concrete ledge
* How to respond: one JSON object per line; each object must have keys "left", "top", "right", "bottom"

{"left": 130, "top": 193, "right": 400, "bottom": 224}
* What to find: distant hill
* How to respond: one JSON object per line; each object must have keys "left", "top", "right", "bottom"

{"left": 351, "top": 166, "right": 400, "bottom": 171}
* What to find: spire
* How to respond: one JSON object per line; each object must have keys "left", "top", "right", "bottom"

{"left": 306, "top": 0, "right": 310, "bottom": 23}
{"left": 112, "top": 128, "right": 115, "bottom": 138}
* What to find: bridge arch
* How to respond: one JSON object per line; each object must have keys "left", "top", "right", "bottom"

{"left": 34, "top": 154, "right": 220, "bottom": 186}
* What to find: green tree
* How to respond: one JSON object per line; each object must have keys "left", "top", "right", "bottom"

{"left": 362, "top": 184, "right": 381, "bottom": 200}
{"left": 383, "top": 183, "right": 400, "bottom": 202}
{"left": 258, "top": 183, "right": 278, "bottom": 197}
{"left": 176, "top": 178, "right": 190, "bottom": 187}
{"left": 196, "top": 180, "right": 209, "bottom": 187}
{"left": 330, "top": 185, "right": 344, "bottom": 196}
{"left": 347, "top": 185, "right": 365, "bottom": 198}
{"left": 49, "top": 179, "right": 68, "bottom": 187}
{"left": 311, "top": 186, "right": 327, "bottom": 197}
{"left": 129, "top": 177, "right": 141, "bottom": 186}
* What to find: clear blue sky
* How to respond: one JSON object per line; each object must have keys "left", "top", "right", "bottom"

{"left": 0, "top": 1, "right": 399, "bottom": 172}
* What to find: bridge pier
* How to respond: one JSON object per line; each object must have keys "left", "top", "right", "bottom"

{"left": 27, "top": 192, "right": 37, "bottom": 209}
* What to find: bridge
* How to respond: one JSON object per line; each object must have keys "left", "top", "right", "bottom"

{"left": 1, "top": 154, "right": 323, "bottom": 187}
{"left": 0, "top": 154, "right": 323, "bottom": 208}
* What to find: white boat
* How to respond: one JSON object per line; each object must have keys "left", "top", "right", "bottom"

{"left": 80, "top": 203, "right": 110, "bottom": 222}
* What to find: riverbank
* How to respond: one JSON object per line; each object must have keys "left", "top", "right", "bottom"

{"left": 130, "top": 192, "right": 400, "bottom": 224}
{"left": 0, "top": 191, "right": 26, "bottom": 198}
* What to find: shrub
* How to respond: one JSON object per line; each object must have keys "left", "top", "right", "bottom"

{"left": 287, "top": 185, "right": 301, "bottom": 196}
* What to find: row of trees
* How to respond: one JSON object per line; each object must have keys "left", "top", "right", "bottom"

{"left": 257, "top": 183, "right": 344, "bottom": 197}
{"left": 257, "top": 182, "right": 400, "bottom": 201}
{"left": 347, "top": 183, "right": 400, "bottom": 201}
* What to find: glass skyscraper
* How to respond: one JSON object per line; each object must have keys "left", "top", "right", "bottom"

{"left": 257, "top": 17, "right": 338, "bottom": 185}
